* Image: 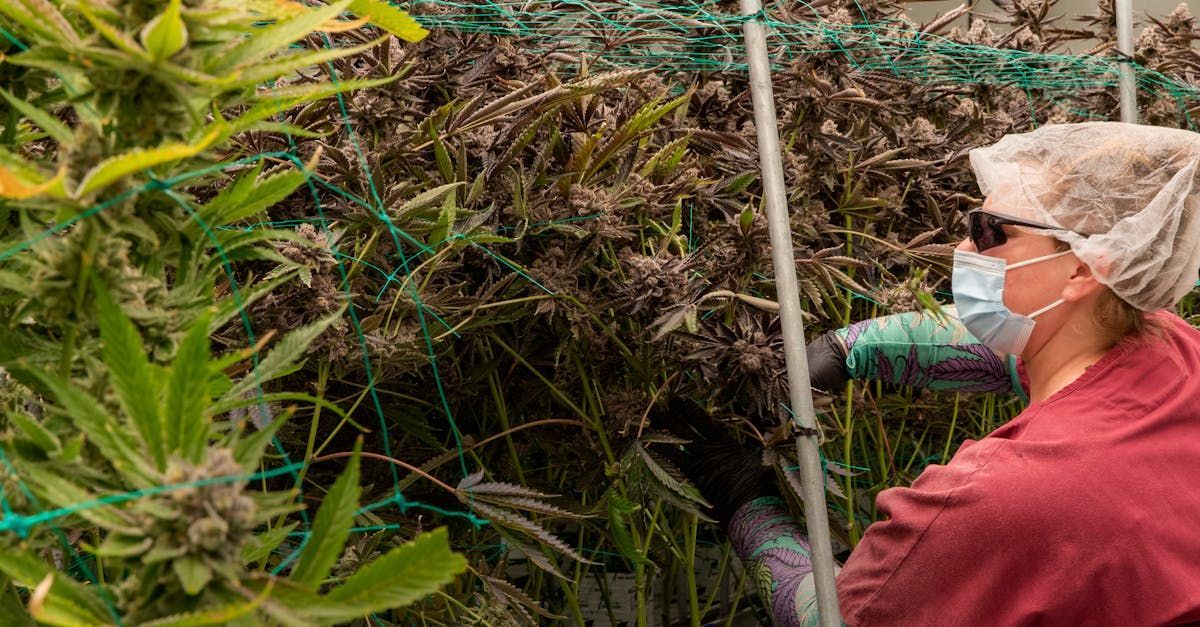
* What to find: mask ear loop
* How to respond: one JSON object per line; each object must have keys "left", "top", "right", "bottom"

{"left": 1008, "top": 249, "right": 1074, "bottom": 320}
{"left": 1028, "top": 298, "right": 1065, "bottom": 318}
{"left": 1006, "top": 249, "right": 1073, "bottom": 271}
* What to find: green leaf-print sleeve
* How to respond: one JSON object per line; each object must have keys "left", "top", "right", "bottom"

{"left": 833, "top": 308, "right": 1026, "bottom": 399}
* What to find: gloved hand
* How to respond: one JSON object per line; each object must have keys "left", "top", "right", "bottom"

{"left": 806, "top": 329, "right": 849, "bottom": 393}
{"left": 653, "top": 398, "right": 777, "bottom": 527}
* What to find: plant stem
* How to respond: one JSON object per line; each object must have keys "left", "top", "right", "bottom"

{"left": 295, "top": 360, "right": 330, "bottom": 490}
{"left": 941, "top": 393, "right": 961, "bottom": 463}
{"left": 685, "top": 514, "right": 701, "bottom": 627}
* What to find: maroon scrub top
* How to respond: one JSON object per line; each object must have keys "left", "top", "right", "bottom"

{"left": 838, "top": 312, "right": 1200, "bottom": 626}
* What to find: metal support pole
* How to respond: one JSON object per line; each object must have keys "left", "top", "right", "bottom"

{"left": 1115, "top": 0, "right": 1137, "bottom": 123}
{"left": 738, "top": 3, "right": 841, "bottom": 625}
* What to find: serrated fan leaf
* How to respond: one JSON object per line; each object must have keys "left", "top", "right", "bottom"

{"left": 470, "top": 495, "right": 587, "bottom": 519}
{"left": 225, "top": 309, "right": 344, "bottom": 400}
{"left": 208, "top": 270, "right": 298, "bottom": 334}
{"left": 233, "top": 75, "right": 401, "bottom": 134}
{"left": 95, "top": 282, "right": 164, "bottom": 469}
{"left": 651, "top": 305, "right": 695, "bottom": 341}
{"left": 348, "top": 0, "right": 429, "bottom": 42}
{"left": 634, "top": 443, "right": 711, "bottom": 508}
{"left": 637, "top": 474, "right": 715, "bottom": 523}
{"left": 213, "top": 167, "right": 308, "bottom": 227}
{"left": 456, "top": 470, "right": 484, "bottom": 491}
{"left": 321, "top": 528, "right": 465, "bottom": 617}
{"left": 77, "top": 5, "right": 146, "bottom": 57}
{"left": 12, "top": 367, "right": 156, "bottom": 486}
{"left": 291, "top": 441, "right": 361, "bottom": 588}
{"left": 217, "top": 0, "right": 350, "bottom": 71}
{"left": 242, "top": 523, "right": 298, "bottom": 567}
{"left": 494, "top": 530, "right": 567, "bottom": 580}
{"left": 469, "top": 501, "right": 594, "bottom": 565}
{"left": 824, "top": 474, "right": 847, "bottom": 500}
{"left": 204, "top": 160, "right": 262, "bottom": 209}
{"left": 0, "top": 1, "right": 62, "bottom": 43}
{"left": 394, "top": 182, "right": 463, "bottom": 218}
{"left": 461, "top": 481, "right": 557, "bottom": 499}
{"left": 482, "top": 575, "right": 564, "bottom": 620}
{"left": 224, "top": 37, "right": 385, "bottom": 89}
{"left": 639, "top": 431, "right": 690, "bottom": 445}
{"left": 17, "top": 465, "right": 140, "bottom": 533}
{"left": 29, "top": 591, "right": 110, "bottom": 627}
{"left": 822, "top": 265, "right": 873, "bottom": 296}
{"left": 74, "top": 124, "right": 222, "bottom": 197}
{"left": 164, "top": 308, "right": 213, "bottom": 462}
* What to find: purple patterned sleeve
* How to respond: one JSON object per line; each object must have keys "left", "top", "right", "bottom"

{"left": 729, "top": 496, "right": 824, "bottom": 626}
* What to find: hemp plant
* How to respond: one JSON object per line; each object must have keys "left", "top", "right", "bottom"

{"left": 0, "top": 289, "right": 464, "bottom": 624}
{"left": 0, "top": 0, "right": 466, "bottom": 623}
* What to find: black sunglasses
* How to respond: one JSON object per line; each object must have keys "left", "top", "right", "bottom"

{"left": 967, "top": 209, "right": 1063, "bottom": 252}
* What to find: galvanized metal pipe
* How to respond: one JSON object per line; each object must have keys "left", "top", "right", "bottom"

{"left": 1115, "top": 0, "right": 1137, "bottom": 123}
{"left": 738, "top": 3, "right": 842, "bottom": 625}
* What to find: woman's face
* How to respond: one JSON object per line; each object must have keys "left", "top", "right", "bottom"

{"left": 956, "top": 198, "right": 1079, "bottom": 353}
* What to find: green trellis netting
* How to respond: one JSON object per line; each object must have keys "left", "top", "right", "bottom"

{"left": 0, "top": 0, "right": 1196, "bottom": 621}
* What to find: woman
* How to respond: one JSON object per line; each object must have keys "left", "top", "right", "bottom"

{"left": 686, "top": 122, "right": 1200, "bottom": 625}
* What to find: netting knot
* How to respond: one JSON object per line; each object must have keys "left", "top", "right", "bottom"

{"left": 0, "top": 513, "right": 32, "bottom": 539}
{"left": 146, "top": 178, "right": 172, "bottom": 191}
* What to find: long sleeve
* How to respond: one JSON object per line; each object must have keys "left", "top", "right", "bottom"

{"left": 834, "top": 308, "right": 1024, "bottom": 398}
{"left": 728, "top": 497, "right": 835, "bottom": 627}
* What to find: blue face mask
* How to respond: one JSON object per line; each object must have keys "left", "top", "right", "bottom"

{"left": 951, "top": 249, "right": 1072, "bottom": 356}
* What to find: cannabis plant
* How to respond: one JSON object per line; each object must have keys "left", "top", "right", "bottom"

{"left": 0, "top": 0, "right": 467, "bottom": 623}
{"left": 0, "top": 288, "right": 464, "bottom": 624}
{"left": 239, "top": 0, "right": 1200, "bottom": 621}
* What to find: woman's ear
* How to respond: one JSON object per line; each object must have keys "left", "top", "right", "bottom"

{"left": 1061, "top": 257, "right": 1104, "bottom": 302}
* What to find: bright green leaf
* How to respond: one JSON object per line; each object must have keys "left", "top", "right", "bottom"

{"left": 163, "top": 308, "right": 213, "bottom": 462}
{"left": 220, "top": 38, "right": 386, "bottom": 90}
{"left": 74, "top": 123, "right": 222, "bottom": 197}
{"left": 172, "top": 557, "right": 212, "bottom": 596}
{"left": 8, "top": 411, "right": 60, "bottom": 454}
{"left": 140, "top": 0, "right": 188, "bottom": 60}
{"left": 224, "top": 309, "right": 344, "bottom": 400}
{"left": 216, "top": 0, "right": 350, "bottom": 72}
{"left": 12, "top": 367, "right": 156, "bottom": 486}
{"left": 95, "top": 534, "right": 153, "bottom": 558}
{"left": 0, "top": 552, "right": 110, "bottom": 623}
{"left": 241, "top": 523, "right": 298, "bottom": 567}
{"left": 321, "top": 527, "right": 466, "bottom": 618}
{"left": 290, "top": 440, "right": 361, "bottom": 588}
{"left": 95, "top": 282, "right": 165, "bottom": 470}
{"left": 348, "top": 0, "right": 429, "bottom": 42}
{"left": 213, "top": 168, "right": 307, "bottom": 227}
{"left": 0, "top": 89, "right": 74, "bottom": 146}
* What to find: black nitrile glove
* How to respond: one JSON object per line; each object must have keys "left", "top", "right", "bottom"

{"left": 653, "top": 399, "right": 777, "bottom": 527}
{"left": 806, "top": 329, "right": 850, "bottom": 393}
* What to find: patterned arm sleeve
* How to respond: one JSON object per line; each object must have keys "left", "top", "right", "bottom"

{"left": 729, "top": 497, "right": 841, "bottom": 627}
{"left": 834, "top": 307, "right": 1025, "bottom": 398}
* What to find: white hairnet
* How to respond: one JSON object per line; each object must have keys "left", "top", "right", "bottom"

{"left": 969, "top": 121, "right": 1200, "bottom": 311}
